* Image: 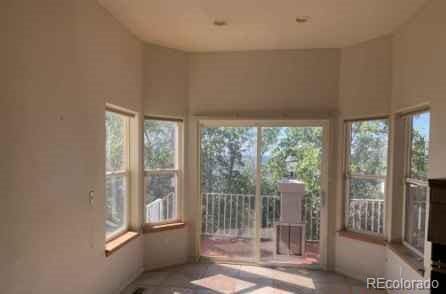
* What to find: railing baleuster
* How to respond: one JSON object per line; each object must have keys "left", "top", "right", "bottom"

{"left": 201, "top": 192, "right": 321, "bottom": 241}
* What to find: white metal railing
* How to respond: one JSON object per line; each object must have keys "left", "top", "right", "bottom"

{"left": 348, "top": 198, "right": 385, "bottom": 234}
{"left": 405, "top": 199, "right": 426, "bottom": 250}
{"left": 201, "top": 192, "right": 320, "bottom": 241}
{"left": 145, "top": 192, "right": 175, "bottom": 223}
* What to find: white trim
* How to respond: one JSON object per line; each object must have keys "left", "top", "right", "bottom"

{"left": 195, "top": 118, "right": 202, "bottom": 260}
{"left": 105, "top": 109, "right": 133, "bottom": 242}
{"left": 343, "top": 113, "right": 390, "bottom": 122}
{"left": 343, "top": 118, "right": 390, "bottom": 236}
{"left": 144, "top": 170, "right": 179, "bottom": 175}
{"left": 394, "top": 103, "right": 430, "bottom": 117}
{"left": 319, "top": 120, "right": 330, "bottom": 269}
{"left": 349, "top": 174, "right": 387, "bottom": 180}
{"left": 106, "top": 170, "right": 130, "bottom": 176}
{"left": 106, "top": 103, "right": 137, "bottom": 118}
{"left": 400, "top": 110, "right": 430, "bottom": 258}
{"left": 255, "top": 126, "right": 262, "bottom": 262}
{"left": 406, "top": 178, "right": 428, "bottom": 187}
{"left": 144, "top": 114, "right": 184, "bottom": 122}
{"left": 143, "top": 119, "right": 184, "bottom": 225}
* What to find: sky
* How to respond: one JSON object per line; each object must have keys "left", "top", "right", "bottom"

{"left": 413, "top": 111, "right": 430, "bottom": 138}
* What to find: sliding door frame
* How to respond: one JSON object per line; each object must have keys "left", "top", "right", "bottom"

{"left": 196, "top": 118, "right": 329, "bottom": 269}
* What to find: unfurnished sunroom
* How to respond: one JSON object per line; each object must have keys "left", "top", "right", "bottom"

{"left": 2, "top": 0, "right": 446, "bottom": 293}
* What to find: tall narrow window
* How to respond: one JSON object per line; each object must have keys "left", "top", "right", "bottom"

{"left": 403, "top": 110, "right": 430, "bottom": 255}
{"left": 144, "top": 118, "right": 182, "bottom": 224}
{"left": 344, "top": 118, "right": 389, "bottom": 235}
{"left": 105, "top": 110, "right": 131, "bottom": 240}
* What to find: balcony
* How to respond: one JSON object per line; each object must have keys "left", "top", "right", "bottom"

{"left": 199, "top": 192, "right": 320, "bottom": 264}
{"left": 145, "top": 192, "right": 176, "bottom": 223}
{"left": 347, "top": 198, "right": 385, "bottom": 234}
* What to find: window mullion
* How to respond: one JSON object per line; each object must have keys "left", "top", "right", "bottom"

{"left": 406, "top": 177, "right": 428, "bottom": 187}
{"left": 145, "top": 169, "right": 178, "bottom": 176}
{"left": 350, "top": 174, "right": 386, "bottom": 180}
{"left": 106, "top": 170, "right": 130, "bottom": 176}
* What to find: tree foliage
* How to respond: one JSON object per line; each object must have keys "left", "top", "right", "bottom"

{"left": 200, "top": 126, "right": 323, "bottom": 239}
{"left": 143, "top": 120, "right": 177, "bottom": 209}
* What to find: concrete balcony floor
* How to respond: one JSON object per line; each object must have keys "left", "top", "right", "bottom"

{"left": 201, "top": 236, "right": 320, "bottom": 266}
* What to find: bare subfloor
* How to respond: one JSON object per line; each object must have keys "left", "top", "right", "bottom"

{"left": 121, "top": 263, "right": 384, "bottom": 293}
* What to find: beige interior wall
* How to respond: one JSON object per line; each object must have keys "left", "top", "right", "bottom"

{"left": 1, "top": 1, "right": 144, "bottom": 294}
{"left": 338, "top": 35, "right": 392, "bottom": 118}
{"left": 141, "top": 43, "right": 191, "bottom": 270}
{"left": 335, "top": 35, "right": 393, "bottom": 280}
{"left": 143, "top": 44, "right": 189, "bottom": 118}
{"left": 389, "top": 0, "right": 446, "bottom": 279}
{"left": 188, "top": 49, "right": 340, "bottom": 116}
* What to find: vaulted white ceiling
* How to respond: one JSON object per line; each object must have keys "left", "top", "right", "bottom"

{"left": 99, "top": 0, "right": 428, "bottom": 52}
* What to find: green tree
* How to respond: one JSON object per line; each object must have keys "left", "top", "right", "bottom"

{"left": 143, "top": 120, "right": 177, "bottom": 218}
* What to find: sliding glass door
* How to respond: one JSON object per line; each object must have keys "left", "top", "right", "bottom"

{"left": 199, "top": 120, "right": 327, "bottom": 267}
{"left": 259, "top": 126, "right": 322, "bottom": 266}
{"left": 200, "top": 125, "right": 258, "bottom": 261}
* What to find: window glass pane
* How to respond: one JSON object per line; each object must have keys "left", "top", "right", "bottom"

{"left": 349, "top": 120, "right": 389, "bottom": 176}
{"left": 346, "top": 178, "right": 385, "bottom": 234}
{"left": 345, "top": 119, "right": 388, "bottom": 235}
{"left": 410, "top": 112, "right": 430, "bottom": 180}
{"left": 105, "top": 174, "right": 128, "bottom": 238}
{"left": 404, "top": 183, "right": 427, "bottom": 253}
{"left": 145, "top": 174, "right": 177, "bottom": 223}
{"left": 199, "top": 126, "right": 257, "bottom": 261}
{"left": 105, "top": 110, "right": 129, "bottom": 240}
{"left": 106, "top": 111, "right": 127, "bottom": 172}
{"left": 144, "top": 120, "right": 177, "bottom": 170}
{"left": 200, "top": 127, "right": 257, "bottom": 195}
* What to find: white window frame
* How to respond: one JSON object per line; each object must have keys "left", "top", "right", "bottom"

{"left": 343, "top": 117, "right": 390, "bottom": 236}
{"left": 144, "top": 117, "right": 183, "bottom": 225}
{"left": 105, "top": 107, "right": 133, "bottom": 242}
{"left": 401, "top": 109, "right": 430, "bottom": 257}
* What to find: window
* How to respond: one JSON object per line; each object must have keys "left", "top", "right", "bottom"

{"left": 144, "top": 118, "right": 182, "bottom": 224}
{"left": 344, "top": 118, "right": 389, "bottom": 235}
{"left": 105, "top": 109, "right": 132, "bottom": 241}
{"left": 403, "top": 110, "right": 430, "bottom": 255}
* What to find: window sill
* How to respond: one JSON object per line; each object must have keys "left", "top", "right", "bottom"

{"left": 105, "top": 231, "right": 139, "bottom": 257}
{"left": 387, "top": 242, "right": 425, "bottom": 277}
{"left": 143, "top": 222, "right": 186, "bottom": 234}
{"left": 338, "top": 230, "right": 386, "bottom": 246}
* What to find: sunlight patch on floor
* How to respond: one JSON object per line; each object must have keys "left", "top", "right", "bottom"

{"left": 192, "top": 274, "right": 256, "bottom": 293}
